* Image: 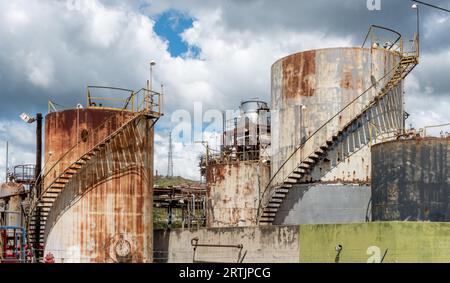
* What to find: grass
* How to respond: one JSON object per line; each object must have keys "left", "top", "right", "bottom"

{"left": 154, "top": 175, "right": 199, "bottom": 187}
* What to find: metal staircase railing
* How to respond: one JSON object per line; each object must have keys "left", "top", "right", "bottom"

{"left": 257, "top": 42, "right": 418, "bottom": 224}
{"left": 27, "top": 88, "right": 162, "bottom": 261}
{"left": 42, "top": 113, "right": 156, "bottom": 243}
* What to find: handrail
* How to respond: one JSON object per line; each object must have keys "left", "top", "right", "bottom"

{"left": 38, "top": 111, "right": 122, "bottom": 187}
{"left": 86, "top": 86, "right": 134, "bottom": 109}
{"left": 86, "top": 86, "right": 163, "bottom": 112}
{"left": 424, "top": 122, "right": 450, "bottom": 136}
{"left": 257, "top": 47, "right": 418, "bottom": 220}
{"left": 362, "top": 25, "right": 402, "bottom": 51}
{"left": 48, "top": 101, "right": 58, "bottom": 113}
{"left": 37, "top": 88, "right": 162, "bottom": 189}
{"left": 32, "top": 112, "right": 120, "bottom": 198}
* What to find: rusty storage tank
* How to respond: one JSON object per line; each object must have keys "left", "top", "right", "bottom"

{"left": 371, "top": 138, "right": 450, "bottom": 222}
{"left": 204, "top": 100, "right": 271, "bottom": 227}
{"left": 206, "top": 162, "right": 270, "bottom": 227}
{"left": 270, "top": 47, "right": 404, "bottom": 225}
{"left": 42, "top": 108, "right": 154, "bottom": 262}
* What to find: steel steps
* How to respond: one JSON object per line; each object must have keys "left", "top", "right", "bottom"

{"left": 27, "top": 111, "right": 152, "bottom": 251}
{"left": 258, "top": 53, "right": 418, "bottom": 225}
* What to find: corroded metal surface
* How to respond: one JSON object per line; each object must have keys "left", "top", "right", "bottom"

{"left": 371, "top": 138, "right": 450, "bottom": 221}
{"left": 0, "top": 183, "right": 26, "bottom": 227}
{"left": 43, "top": 111, "right": 154, "bottom": 263}
{"left": 307, "top": 87, "right": 404, "bottom": 183}
{"left": 271, "top": 47, "right": 403, "bottom": 184}
{"left": 44, "top": 109, "right": 135, "bottom": 190}
{"left": 205, "top": 162, "right": 269, "bottom": 227}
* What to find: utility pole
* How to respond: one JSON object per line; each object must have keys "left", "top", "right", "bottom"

{"left": 20, "top": 111, "right": 43, "bottom": 262}
{"left": 167, "top": 131, "right": 173, "bottom": 177}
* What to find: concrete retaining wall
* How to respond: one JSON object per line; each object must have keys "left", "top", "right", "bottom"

{"left": 300, "top": 222, "right": 450, "bottom": 263}
{"left": 155, "top": 222, "right": 450, "bottom": 263}
{"left": 154, "top": 226, "right": 299, "bottom": 263}
{"left": 273, "top": 183, "right": 371, "bottom": 225}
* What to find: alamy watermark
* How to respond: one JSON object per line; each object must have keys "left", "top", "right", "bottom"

{"left": 367, "top": 0, "right": 382, "bottom": 11}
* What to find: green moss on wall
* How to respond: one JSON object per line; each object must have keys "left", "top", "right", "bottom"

{"left": 299, "top": 222, "right": 450, "bottom": 263}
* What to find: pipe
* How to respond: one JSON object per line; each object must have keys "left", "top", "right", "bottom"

{"left": 35, "top": 113, "right": 42, "bottom": 197}
{"left": 33, "top": 113, "right": 43, "bottom": 262}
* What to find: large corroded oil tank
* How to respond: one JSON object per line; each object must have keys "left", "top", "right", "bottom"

{"left": 271, "top": 47, "right": 402, "bottom": 183}
{"left": 372, "top": 138, "right": 450, "bottom": 222}
{"left": 43, "top": 108, "right": 154, "bottom": 262}
{"left": 269, "top": 47, "right": 405, "bottom": 225}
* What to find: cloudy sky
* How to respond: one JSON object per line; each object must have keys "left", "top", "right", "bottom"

{"left": 0, "top": 0, "right": 449, "bottom": 181}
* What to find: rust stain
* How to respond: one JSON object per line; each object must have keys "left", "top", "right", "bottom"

{"left": 243, "top": 182, "right": 253, "bottom": 197}
{"left": 205, "top": 164, "right": 227, "bottom": 185}
{"left": 341, "top": 71, "right": 364, "bottom": 90}
{"left": 282, "top": 50, "right": 316, "bottom": 99}
{"left": 341, "top": 71, "right": 352, "bottom": 89}
{"left": 204, "top": 161, "right": 269, "bottom": 228}
{"left": 44, "top": 109, "right": 133, "bottom": 189}
{"left": 231, "top": 208, "right": 240, "bottom": 225}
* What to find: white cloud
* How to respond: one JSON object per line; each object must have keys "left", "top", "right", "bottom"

{"left": 0, "top": 119, "right": 36, "bottom": 181}
{"left": 24, "top": 52, "right": 55, "bottom": 88}
{"left": 404, "top": 48, "right": 450, "bottom": 134}
{"left": 4, "top": 4, "right": 30, "bottom": 32}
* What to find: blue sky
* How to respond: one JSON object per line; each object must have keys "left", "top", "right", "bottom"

{"left": 153, "top": 10, "right": 200, "bottom": 58}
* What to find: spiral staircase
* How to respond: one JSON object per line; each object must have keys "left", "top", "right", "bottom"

{"left": 27, "top": 89, "right": 162, "bottom": 262}
{"left": 258, "top": 44, "right": 419, "bottom": 225}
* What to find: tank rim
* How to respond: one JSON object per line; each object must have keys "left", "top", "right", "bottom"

{"left": 271, "top": 46, "right": 402, "bottom": 70}
{"left": 45, "top": 107, "right": 132, "bottom": 118}
{"left": 371, "top": 137, "right": 450, "bottom": 150}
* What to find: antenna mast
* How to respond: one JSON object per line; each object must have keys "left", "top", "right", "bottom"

{"left": 167, "top": 131, "right": 173, "bottom": 177}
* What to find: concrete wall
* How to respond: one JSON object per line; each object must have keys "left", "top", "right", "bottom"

{"left": 273, "top": 183, "right": 371, "bottom": 225}
{"left": 154, "top": 226, "right": 299, "bottom": 263}
{"left": 299, "top": 222, "right": 450, "bottom": 263}
{"left": 154, "top": 222, "right": 450, "bottom": 263}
